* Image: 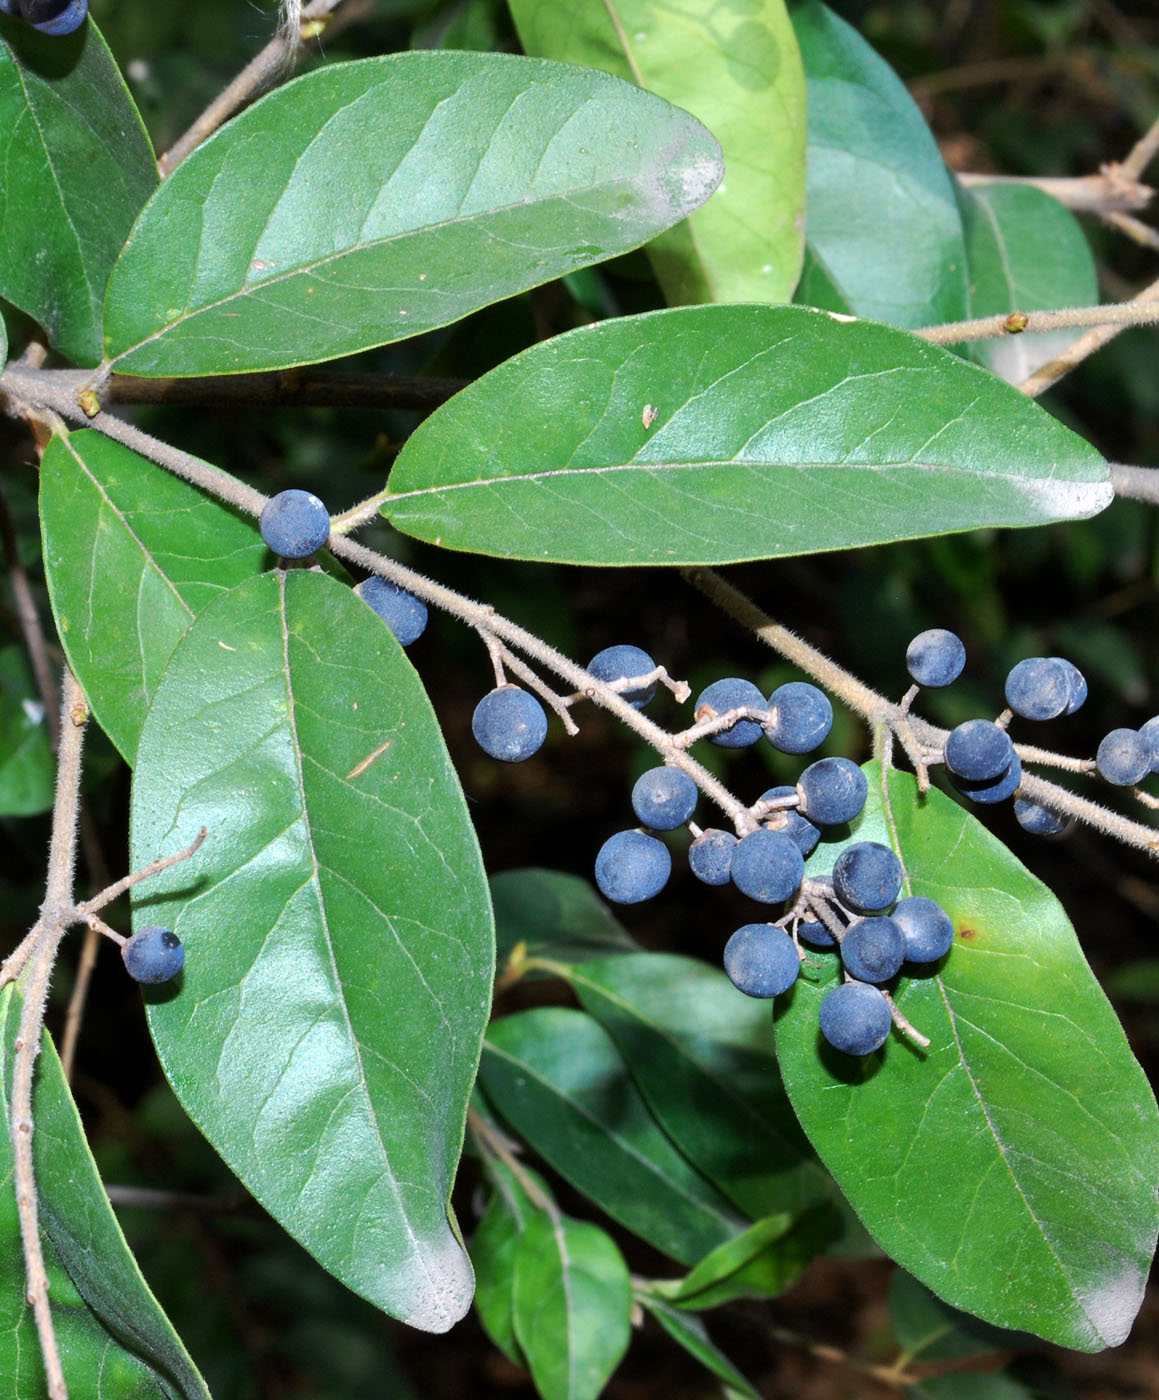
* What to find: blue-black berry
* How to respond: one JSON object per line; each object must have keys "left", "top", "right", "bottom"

{"left": 1005, "top": 657, "right": 1071, "bottom": 721}
{"left": 798, "top": 919, "right": 836, "bottom": 949}
{"left": 1095, "top": 729, "right": 1151, "bottom": 787}
{"left": 355, "top": 576, "right": 428, "bottom": 645}
{"left": 944, "top": 720, "right": 1014, "bottom": 783}
{"left": 832, "top": 841, "right": 903, "bottom": 914}
{"left": 1139, "top": 715, "right": 1159, "bottom": 770}
{"left": 259, "top": 489, "right": 331, "bottom": 559}
{"left": 631, "top": 766, "right": 698, "bottom": 830}
{"left": 840, "top": 916, "right": 906, "bottom": 984}
{"left": 729, "top": 828, "right": 805, "bottom": 904}
{"left": 1013, "top": 798, "right": 1067, "bottom": 837}
{"left": 756, "top": 786, "right": 820, "bottom": 857}
{"left": 723, "top": 924, "right": 800, "bottom": 998}
{"left": 595, "top": 830, "right": 671, "bottom": 904}
{"left": 587, "top": 645, "right": 658, "bottom": 709}
{"left": 818, "top": 981, "right": 892, "bottom": 1056}
{"left": 471, "top": 685, "right": 548, "bottom": 763}
{"left": 688, "top": 828, "right": 737, "bottom": 886}
{"left": 764, "top": 683, "right": 832, "bottom": 755}
{"left": 16, "top": 0, "right": 87, "bottom": 33}
{"left": 906, "top": 629, "right": 966, "bottom": 688}
{"left": 694, "top": 678, "right": 767, "bottom": 747}
{"left": 951, "top": 752, "right": 1022, "bottom": 805}
{"left": 1052, "top": 657, "right": 1087, "bottom": 715}
{"left": 891, "top": 896, "right": 954, "bottom": 963}
{"left": 122, "top": 926, "right": 184, "bottom": 985}
{"left": 795, "top": 758, "right": 868, "bottom": 827}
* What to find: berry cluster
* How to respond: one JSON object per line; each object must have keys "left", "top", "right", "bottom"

{"left": 0, "top": 0, "right": 87, "bottom": 36}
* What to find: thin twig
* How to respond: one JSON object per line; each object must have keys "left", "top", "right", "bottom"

{"left": 0, "top": 480, "right": 60, "bottom": 740}
{"left": 11, "top": 668, "right": 88, "bottom": 1400}
{"left": 915, "top": 299, "right": 1159, "bottom": 346}
{"left": 1108, "top": 464, "right": 1159, "bottom": 505}
{"left": 1119, "top": 114, "right": 1159, "bottom": 181}
{"left": 955, "top": 169, "right": 1153, "bottom": 215}
{"left": 466, "top": 1107, "right": 558, "bottom": 1217}
{"left": 1018, "top": 274, "right": 1159, "bottom": 397}
{"left": 157, "top": 0, "right": 348, "bottom": 176}
{"left": 74, "top": 828, "right": 208, "bottom": 920}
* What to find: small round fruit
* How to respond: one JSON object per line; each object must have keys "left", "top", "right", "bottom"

{"left": 840, "top": 916, "right": 906, "bottom": 984}
{"left": 819, "top": 981, "right": 892, "bottom": 1056}
{"left": 832, "top": 841, "right": 903, "bottom": 914}
{"left": 891, "top": 896, "right": 955, "bottom": 963}
{"left": 764, "top": 683, "right": 832, "bottom": 755}
{"left": 694, "top": 678, "right": 768, "bottom": 748}
{"left": 1139, "top": 715, "right": 1159, "bottom": 771}
{"left": 259, "top": 489, "right": 331, "bottom": 559}
{"left": 795, "top": 758, "right": 868, "bottom": 827}
{"left": 688, "top": 828, "right": 737, "bottom": 885}
{"left": 122, "top": 926, "right": 184, "bottom": 985}
{"left": 631, "top": 766, "right": 698, "bottom": 831}
{"left": 944, "top": 720, "right": 1014, "bottom": 783}
{"left": 1004, "top": 657, "right": 1071, "bottom": 721}
{"left": 905, "top": 629, "right": 966, "bottom": 688}
{"left": 798, "top": 919, "right": 836, "bottom": 949}
{"left": 20, "top": 0, "right": 86, "bottom": 34}
{"left": 1013, "top": 798, "right": 1067, "bottom": 837}
{"left": 1095, "top": 728, "right": 1151, "bottom": 787}
{"left": 355, "top": 576, "right": 428, "bottom": 645}
{"left": 595, "top": 830, "right": 671, "bottom": 904}
{"left": 1051, "top": 657, "right": 1087, "bottom": 715}
{"left": 729, "top": 828, "right": 805, "bottom": 904}
{"left": 587, "top": 645, "right": 657, "bottom": 709}
{"left": 723, "top": 924, "right": 799, "bottom": 998}
{"left": 951, "top": 752, "right": 1022, "bottom": 805}
{"left": 756, "top": 786, "right": 820, "bottom": 857}
{"left": 471, "top": 685, "right": 548, "bottom": 763}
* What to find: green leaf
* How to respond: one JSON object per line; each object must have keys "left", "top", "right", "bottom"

{"left": 890, "top": 1269, "right": 1035, "bottom": 1364}
{"left": 791, "top": 1, "right": 968, "bottom": 327}
{"left": 640, "top": 1297, "right": 761, "bottom": 1399}
{"left": 0, "top": 645, "right": 53, "bottom": 815}
{"left": 508, "top": 0, "right": 806, "bottom": 304}
{"left": 959, "top": 181, "right": 1098, "bottom": 383}
{"left": 492, "top": 868, "right": 638, "bottom": 975}
{"left": 480, "top": 1007, "right": 745, "bottom": 1264}
{"left": 129, "top": 570, "right": 493, "bottom": 1332}
{"left": 40, "top": 431, "right": 266, "bottom": 761}
{"left": 102, "top": 52, "right": 722, "bottom": 377}
{"left": 649, "top": 1207, "right": 836, "bottom": 1310}
{"left": 905, "top": 1374, "right": 1033, "bottom": 1400}
{"left": 561, "top": 952, "right": 824, "bottom": 1220}
{"left": 0, "top": 16, "right": 157, "bottom": 364}
{"left": 471, "top": 1158, "right": 549, "bottom": 1366}
{"left": 0, "top": 985, "right": 211, "bottom": 1399}
{"left": 385, "top": 304, "right": 1110, "bottom": 565}
{"left": 775, "top": 765, "right": 1159, "bottom": 1352}
{"left": 512, "top": 1212, "right": 632, "bottom": 1400}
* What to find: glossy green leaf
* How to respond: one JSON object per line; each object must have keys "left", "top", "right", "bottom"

{"left": 0, "top": 986, "right": 211, "bottom": 1399}
{"left": 0, "top": 645, "right": 53, "bottom": 815}
{"left": 640, "top": 1297, "right": 760, "bottom": 1399}
{"left": 890, "top": 1269, "right": 1035, "bottom": 1364}
{"left": 561, "top": 953, "right": 823, "bottom": 1219}
{"left": 791, "top": 1, "right": 967, "bottom": 327}
{"left": 480, "top": 1007, "right": 745, "bottom": 1264}
{"left": 129, "top": 570, "right": 493, "bottom": 1332}
{"left": 959, "top": 181, "right": 1098, "bottom": 384}
{"left": 40, "top": 431, "right": 266, "bottom": 761}
{"left": 513, "top": 1212, "right": 632, "bottom": 1400}
{"left": 471, "top": 1158, "right": 549, "bottom": 1366}
{"left": 776, "top": 765, "right": 1159, "bottom": 1352}
{"left": 508, "top": 0, "right": 806, "bottom": 304}
{"left": 385, "top": 304, "right": 1110, "bottom": 565}
{"left": 492, "top": 868, "right": 638, "bottom": 976}
{"left": 102, "top": 52, "right": 722, "bottom": 377}
{"left": 650, "top": 1207, "right": 836, "bottom": 1310}
{"left": 0, "top": 16, "right": 156, "bottom": 364}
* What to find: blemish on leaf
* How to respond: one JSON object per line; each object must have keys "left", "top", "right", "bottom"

{"left": 346, "top": 738, "right": 393, "bottom": 780}
{"left": 958, "top": 926, "right": 976, "bottom": 940}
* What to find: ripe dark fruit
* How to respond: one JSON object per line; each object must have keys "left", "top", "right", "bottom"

{"left": 694, "top": 677, "right": 767, "bottom": 748}
{"left": 471, "top": 685, "right": 548, "bottom": 763}
{"left": 723, "top": 924, "right": 800, "bottom": 998}
{"left": 688, "top": 828, "right": 737, "bottom": 885}
{"left": 944, "top": 719, "right": 1014, "bottom": 783}
{"left": 764, "top": 682, "right": 832, "bottom": 755}
{"left": 19, "top": 0, "right": 86, "bottom": 34}
{"left": 587, "top": 645, "right": 657, "bottom": 709}
{"left": 594, "top": 830, "right": 671, "bottom": 904}
{"left": 1013, "top": 798, "right": 1067, "bottom": 837}
{"left": 1004, "top": 657, "right": 1072, "bottom": 721}
{"left": 355, "top": 576, "right": 428, "bottom": 645}
{"left": 905, "top": 629, "right": 966, "bottom": 688}
{"left": 839, "top": 916, "right": 906, "bottom": 983}
{"left": 951, "top": 752, "right": 1022, "bottom": 805}
{"left": 818, "top": 981, "right": 892, "bottom": 1056}
{"left": 891, "top": 896, "right": 955, "bottom": 963}
{"left": 832, "top": 841, "right": 904, "bottom": 914}
{"left": 795, "top": 757, "right": 868, "bottom": 827}
{"left": 1052, "top": 657, "right": 1087, "bottom": 715}
{"left": 1095, "top": 729, "right": 1151, "bottom": 788}
{"left": 729, "top": 828, "right": 805, "bottom": 904}
{"left": 631, "top": 766, "right": 698, "bottom": 830}
{"left": 259, "top": 489, "right": 331, "bottom": 559}
{"left": 798, "top": 919, "right": 836, "bottom": 949}
{"left": 122, "top": 926, "right": 184, "bottom": 985}
{"left": 757, "top": 786, "right": 820, "bottom": 856}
